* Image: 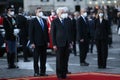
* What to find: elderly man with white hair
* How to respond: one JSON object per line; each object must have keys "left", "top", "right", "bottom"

{"left": 51, "top": 7, "right": 73, "bottom": 79}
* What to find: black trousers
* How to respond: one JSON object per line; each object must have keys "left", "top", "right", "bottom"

{"left": 33, "top": 45, "right": 47, "bottom": 74}
{"left": 56, "top": 43, "right": 70, "bottom": 78}
{"left": 73, "top": 41, "right": 77, "bottom": 55}
{"left": 79, "top": 39, "right": 89, "bottom": 63}
{"left": 96, "top": 40, "right": 108, "bottom": 68}
{"left": 7, "top": 52, "right": 16, "bottom": 67}
{"left": 20, "top": 36, "right": 29, "bottom": 60}
{"left": 90, "top": 38, "right": 94, "bottom": 53}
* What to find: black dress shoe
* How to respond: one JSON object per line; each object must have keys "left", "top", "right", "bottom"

{"left": 80, "top": 62, "right": 89, "bottom": 66}
{"left": 58, "top": 78, "right": 66, "bottom": 80}
{"left": 61, "top": 74, "right": 67, "bottom": 79}
{"left": 40, "top": 73, "right": 48, "bottom": 76}
{"left": 98, "top": 66, "right": 106, "bottom": 69}
{"left": 8, "top": 65, "right": 19, "bottom": 69}
{"left": 57, "top": 74, "right": 67, "bottom": 79}
{"left": 34, "top": 73, "right": 40, "bottom": 77}
{"left": 58, "top": 77, "right": 66, "bottom": 79}
{"left": 67, "top": 71, "right": 71, "bottom": 74}
{"left": 24, "top": 59, "right": 31, "bottom": 62}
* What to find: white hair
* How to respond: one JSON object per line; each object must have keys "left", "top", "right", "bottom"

{"left": 56, "top": 7, "right": 63, "bottom": 14}
{"left": 56, "top": 7, "right": 69, "bottom": 14}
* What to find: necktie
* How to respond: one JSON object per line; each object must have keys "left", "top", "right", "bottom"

{"left": 39, "top": 18, "right": 44, "bottom": 30}
{"left": 61, "top": 19, "right": 64, "bottom": 25}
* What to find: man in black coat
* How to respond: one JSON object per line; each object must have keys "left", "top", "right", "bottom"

{"left": 16, "top": 8, "right": 30, "bottom": 62}
{"left": 51, "top": 7, "right": 73, "bottom": 79}
{"left": 88, "top": 14, "right": 96, "bottom": 53}
{"left": 29, "top": 7, "right": 49, "bottom": 76}
{"left": 69, "top": 13, "right": 77, "bottom": 56}
{"left": 77, "top": 8, "right": 90, "bottom": 66}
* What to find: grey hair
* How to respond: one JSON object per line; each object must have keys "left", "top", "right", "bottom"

{"left": 56, "top": 7, "right": 69, "bottom": 14}
{"left": 56, "top": 7, "right": 63, "bottom": 14}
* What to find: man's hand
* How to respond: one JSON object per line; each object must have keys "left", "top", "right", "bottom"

{"left": 69, "top": 43, "right": 73, "bottom": 49}
{"left": 80, "top": 39, "right": 84, "bottom": 42}
{"left": 47, "top": 43, "right": 50, "bottom": 47}
{"left": 53, "top": 45, "right": 57, "bottom": 51}
{"left": 31, "top": 44, "right": 35, "bottom": 49}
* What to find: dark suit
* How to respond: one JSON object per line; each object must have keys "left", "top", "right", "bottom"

{"left": 118, "top": 18, "right": 120, "bottom": 30}
{"left": 29, "top": 17, "right": 49, "bottom": 75}
{"left": 88, "top": 18, "right": 95, "bottom": 53}
{"left": 77, "top": 16, "right": 90, "bottom": 63}
{"left": 51, "top": 17, "right": 72, "bottom": 78}
{"left": 95, "top": 18, "right": 111, "bottom": 68}
{"left": 16, "top": 14, "right": 29, "bottom": 61}
{"left": 71, "top": 18, "right": 77, "bottom": 56}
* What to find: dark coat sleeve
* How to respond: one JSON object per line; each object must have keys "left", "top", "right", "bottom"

{"left": 51, "top": 19, "right": 57, "bottom": 46}
{"left": 43, "top": 19, "right": 50, "bottom": 43}
{"left": 29, "top": 19, "right": 35, "bottom": 44}
{"left": 76, "top": 17, "right": 90, "bottom": 41}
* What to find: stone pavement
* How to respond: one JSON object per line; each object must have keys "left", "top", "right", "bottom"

{"left": 0, "top": 25, "right": 120, "bottom": 79}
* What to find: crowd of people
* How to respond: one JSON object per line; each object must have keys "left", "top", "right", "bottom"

{"left": 0, "top": 4, "right": 120, "bottom": 80}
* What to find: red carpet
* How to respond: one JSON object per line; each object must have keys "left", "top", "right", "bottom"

{"left": 1, "top": 72, "right": 120, "bottom": 80}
